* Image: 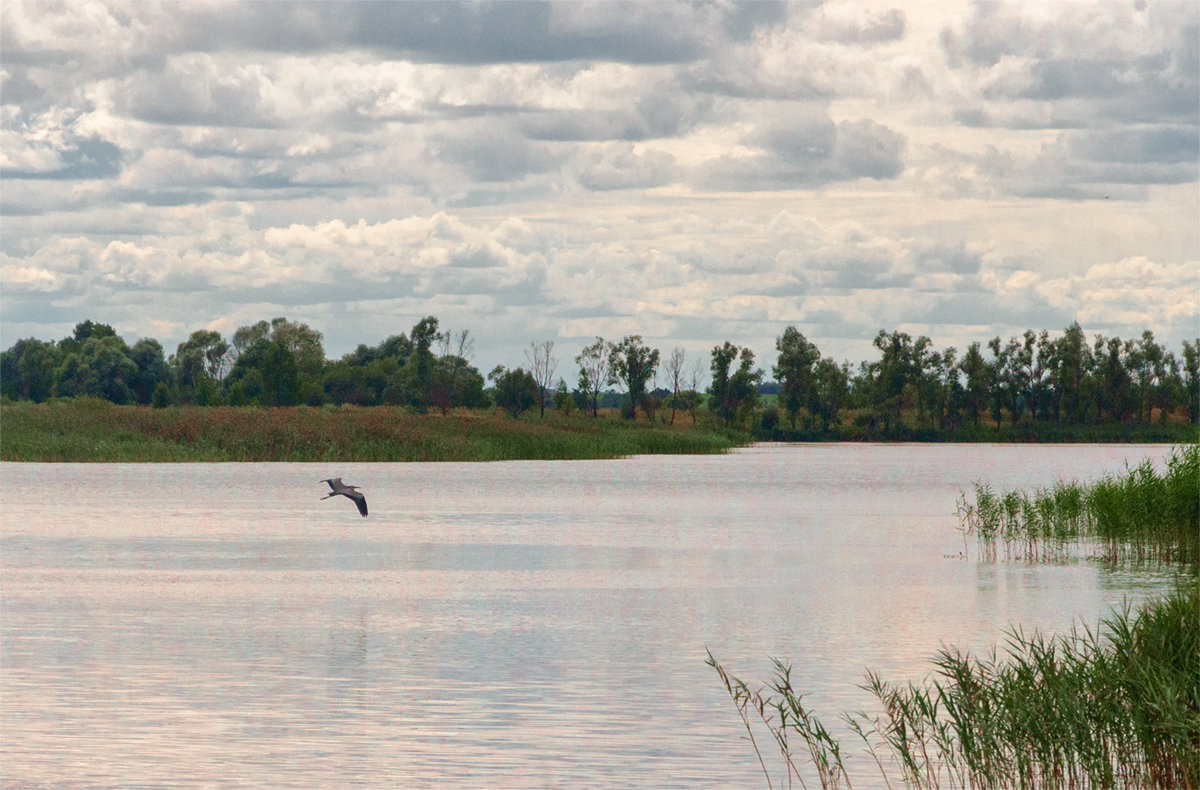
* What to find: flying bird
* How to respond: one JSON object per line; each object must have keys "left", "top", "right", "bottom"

{"left": 320, "top": 477, "right": 368, "bottom": 517}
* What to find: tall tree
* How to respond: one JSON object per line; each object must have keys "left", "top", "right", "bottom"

{"left": 773, "top": 326, "right": 820, "bottom": 431}
{"left": 488, "top": 365, "right": 539, "bottom": 418}
{"left": 812, "top": 357, "right": 850, "bottom": 431}
{"left": 0, "top": 338, "right": 61, "bottom": 401}
{"left": 525, "top": 340, "right": 558, "bottom": 418}
{"left": 611, "top": 335, "right": 660, "bottom": 420}
{"left": 575, "top": 337, "right": 614, "bottom": 417}
{"left": 663, "top": 347, "right": 688, "bottom": 425}
{"left": 959, "top": 341, "right": 990, "bottom": 426}
{"left": 1180, "top": 339, "right": 1199, "bottom": 424}
{"left": 407, "top": 316, "right": 441, "bottom": 409}
{"left": 869, "top": 330, "right": 914, "bottom": 433}
{"left": 709, "top": 341, "right": 761, "bottom": 427}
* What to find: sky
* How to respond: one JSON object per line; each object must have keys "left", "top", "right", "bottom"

{"left": 2, "top": 0, "right": 1197, "bottom": 382}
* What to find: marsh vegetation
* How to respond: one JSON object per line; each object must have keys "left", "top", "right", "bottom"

{"left": 0, "top": 397, "right": 739, "bottom": 462}
{"left": 710, "top": 445, "right": 1199, "bottom": 789}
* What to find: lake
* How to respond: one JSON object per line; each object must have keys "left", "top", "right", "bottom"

{"left": 0, "top": 444, "right": 1181, "bottom": 788}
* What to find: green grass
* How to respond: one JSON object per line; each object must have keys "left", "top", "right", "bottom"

{"left": 0, "top": 398, "right": 743, "bottom": 462}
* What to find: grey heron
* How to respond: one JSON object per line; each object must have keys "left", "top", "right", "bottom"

{"left": 320, "top": 477, "right": 368, "bottom": 517}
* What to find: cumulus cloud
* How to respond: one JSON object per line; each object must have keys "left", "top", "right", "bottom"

{"left": 1, "top": 0, "right": 1196, "bottom": 369}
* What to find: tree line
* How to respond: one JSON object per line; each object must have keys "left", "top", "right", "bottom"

{"left": 2, "top": 317, "right": 1198, "bottom": 436}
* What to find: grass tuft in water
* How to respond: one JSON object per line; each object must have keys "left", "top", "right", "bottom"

{"left": 957, "top": 444, "right": 1198, "bottom": 565}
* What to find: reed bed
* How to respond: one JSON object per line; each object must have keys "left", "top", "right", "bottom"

{"left": 957, "top": 444, "right": 1199, "bottom": 565}
{"left": 709, "top": 583, "right": 1199, "bottom": 790}
{"left": 713, "top": 445, "right": 1199, "bottom": 789}
{"left": 0, "top": 398, "right": 739, "bottom": 462}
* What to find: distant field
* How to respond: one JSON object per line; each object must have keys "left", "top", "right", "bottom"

{"left": 0, "top": 399, "right": 742, "bottom": 462}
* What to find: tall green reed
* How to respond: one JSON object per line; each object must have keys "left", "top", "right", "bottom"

{"left": 709, "top": 583, "right": 1199, "bottom": 790}
{"left": 958, "top": 445, "right": 1198, "bottom": 565}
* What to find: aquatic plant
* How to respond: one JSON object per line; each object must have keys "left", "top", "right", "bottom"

{"left": 717, "top": 446, "right": 1199, "bottom": 788}
{"left": 709, "top": 583, "right": 1200, "bottom": 790}
{"left": 0, "top": 399, "right": 741, "bottom": 462}
{"left": 958, "top": 445, "right": 1199, "bottom": 566}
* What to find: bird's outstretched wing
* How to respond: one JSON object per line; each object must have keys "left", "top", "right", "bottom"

{"left": 351, "top": 492, "right": 368, "bottom": 517}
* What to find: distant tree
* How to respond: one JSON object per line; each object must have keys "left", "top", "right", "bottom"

{"left": 610, "top": 335, "right": 660, "bottom": 420}
{"left": 1049, "top": 322, "right": 1090, "bottom": 423}
{"left": 773, "top": 326, "right": 820, "bottom": 431}
{"left": 709, "top": 341, "right": 761, "bottom": 427}
{"left": 228, "top": 337, "right": 299, "bottom": 406}
{"left": 432, "top": 328, "right": 478, "bottom": 413}
{"left": 959, "top": 341, "right": 990, "bottom": 426}
{"left": 1180, "top": 339, "right": 1199, "bottom": 424}
{"left": 525, "top": 340, "right": 558, "bottom": 418}
{"left": 151, "top": 381, "right": 173, "bottom": 408}
{"left": 869, "top": 330, "right": 915, "bottom": 433}
{"left": 0, "top": 338, "right": 61, "bottom": 401}
{"left": 576, "top": 337, "right": 614, "bottom": 417}
{"left": 407, "top": 316, "right": 441, "bottom": 409}
{"left": 813, "top": 357, "right": 850, "bottom": 431}
{"left": 663, "top": 347, "right": 688, "bottom": 425}
{"left": 489, "top": 365, "right": 539, "bottom": 418}
{"left": 552, "top": 378, "right": 576, "bottom": 414}
{"left": 1093, "top": 335, "right": 1133, "bottom": 422}
{"left": 925, "top": 347, "right": 958, "bottom": 430}
{"left": 174, "top": 329, "right": 230, "bottom": 403}
{"left": 129, "top": 338, "right": 167, "bottom": 405}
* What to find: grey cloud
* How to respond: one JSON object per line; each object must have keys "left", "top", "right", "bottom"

{"left": 819, "top": 9, "right": 906, "bottom": 45}
{"left": 433, "top": 130, "right": 562, "bottom": 183}
{"left": 694, "top": 116, "right": 905, "bottom": 190}
{"left": 915, "top": 244, "right": 982, "bottom": 276}
{"left": 158, "top": 1, "right": 779, "bottom": 65}
{"left": 576, "top": 145, "right": 677, "bottom": 191}
{"left": 449, "top": 246, "right": 507, "bottom": 269}
{"left": 1070, "top": 127, "right": 1198, "bottom": 165}
{"left": 522, "top": 91, "right": 709, "bottom": 143}
{"left": 943, "top": 3, "right": 1199, "bottom": 127}
{"left": 2, "top": 136, "right": 124, "bottom": 181}
{"left": 120, "top": 63, "right": 282, "bottom": 128}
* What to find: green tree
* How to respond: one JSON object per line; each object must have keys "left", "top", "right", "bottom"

{"left": 173, "top": 330, "right": 230, "bottom": 403}
{"left": 611, "top": 335, "right": 660, "bottom": 420}
{"left": 129, "top": 338, "right": 167, "bottom": 405}
{"left": 489, "top": 365, "right": 538, "bottom": 418}
{"left": 0, "top": 338, "right": 61, "bottom": 401}
{"left": 773, "top": 326, "right": 820, "bottom": 431}
{"left": 959, "top": 341, "right": 991, "bottom": 426}
{"left": 812, "top": 357, "right": 850, "bottom": 431}
{"left": 1048, "top": 322, "right": 1090, "bottom": 423}
{"left": 576, "top": 337, "right": 614, "bottom": 417}
{"left": 229, "top": 337, "right": 299, "bottom": 406}
{"left": 869, "top": 330, "right": 915, "bottom": 434}
{"left": 1181, "top": 339, "right": 1200, "bottom": 424}
{"left": 406, "top": 316, "right": 441, "bottom": 410}
{"left": 709, "top": 341, "right": 761, "bottom": 427}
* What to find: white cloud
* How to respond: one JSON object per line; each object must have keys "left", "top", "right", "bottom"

{"left": 1, "top": 0, "right": 1196, "bottom": 370}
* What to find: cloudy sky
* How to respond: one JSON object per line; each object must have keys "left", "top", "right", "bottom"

{"left": 2, "top": 0, "right": 1197, "bottom": 379}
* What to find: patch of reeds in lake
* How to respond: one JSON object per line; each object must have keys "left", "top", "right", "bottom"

{"left": 957, "top": 444, "right": 1199, "bottom": 566}
{"left": 711, "top": 444, "right": 1200, "bottom": 789}
{"left": 708, "top": 581, "right": 1199, "bottom": 790}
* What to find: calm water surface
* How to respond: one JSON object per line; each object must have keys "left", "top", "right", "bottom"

{"left": 0, "top": 444, "right": 1180, "bottom": 788}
